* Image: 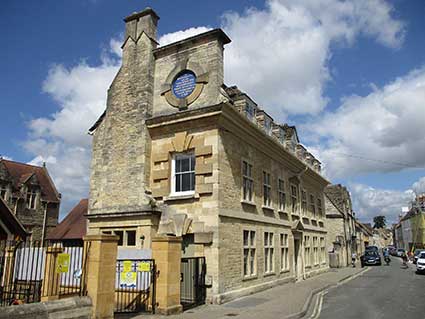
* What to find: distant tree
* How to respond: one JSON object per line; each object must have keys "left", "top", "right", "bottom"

{"left": 373, "top": 215, "right": 386, "bottom": 229}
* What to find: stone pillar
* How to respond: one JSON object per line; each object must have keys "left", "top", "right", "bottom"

{"left": 41, "top": 244, "right": 64, "bottom": 301}
{"left": 1, "top": 247, "right": 16, "bottom": 288}
{"left": 84, "top": 234, "right": 118, "bottom": 319}
{"left": 152, "top": 236, "right": 182, "bottom": 315}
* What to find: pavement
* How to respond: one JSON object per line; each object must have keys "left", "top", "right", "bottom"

{"left": 316, "top": 257, "right": 425, "bottom": 319}
{"left": 130, "top": 264, "right": 367, "bottom": 319}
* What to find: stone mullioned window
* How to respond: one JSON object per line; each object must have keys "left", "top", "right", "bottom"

{"left": 278, "top": 179, "right": 286, "bottom": 212}
{"left": 264, "top": 231, "right": 274, "bottom": 274}
{"left": 280, "top": 233, "right": 289, "bottom": 271}
{"left": 262, "top": 172, "right": 272, "bottom": 208}
{"left": 242, "top": 160, "right": 254, "bottom": 203}
{"left": 243, "top": 230, "right": 256, "bottom": 277}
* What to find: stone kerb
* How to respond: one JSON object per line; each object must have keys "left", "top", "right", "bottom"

{"left": 152, "top": 236, "right": 183, "bottom": 315}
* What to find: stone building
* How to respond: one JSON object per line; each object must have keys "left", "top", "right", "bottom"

{"left": 0, "top": 159, "right": 60, "bottom": 241}
{"left": 324, "top": 184, "right": 356, "bottom": 267}
{"left": 354, "top": 221, "right": 373, "bottom": 256}
{"left": 395, "top": 195, "right": 425, "bottom": 251}
{"left": 87, "top": 8, "right": 329, "bottom": 303}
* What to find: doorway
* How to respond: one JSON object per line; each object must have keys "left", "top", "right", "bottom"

{"left": 294, "top": 238, "right": 300, "bottom": 279}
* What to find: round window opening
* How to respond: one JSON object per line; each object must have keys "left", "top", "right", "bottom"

{"left": 172, "top": 70, "right": 196, "bottom": 99}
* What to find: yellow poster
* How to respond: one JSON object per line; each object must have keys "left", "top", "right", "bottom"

{"left": 122, "top": 260, "right": 132, "bottom": 272}
{"left": 120, "top": 272, "right": 137, "bottom": 288}
{"left": 138, "top": 261, "right": 151, "bottom": 272}
{"left": 56, "top": 253, "right": 70, "bottom": 273}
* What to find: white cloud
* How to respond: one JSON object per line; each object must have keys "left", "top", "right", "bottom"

{"left": 221, "top": 0, "right": 404, "bottom": 119}
{"left": 305, "top": 67, "right": 425, "bottom": 179}
{"left": 22, "top": 1, "right": 406, "bottom": 217}
{"left": 350, "top": 182, "right": 415, "bottom": 224}
{"left": 158, "top": 27, "right": 212, "bottom": 46}
{"left": 24, "top": 40, "right": 121, "bottom": 217}
{"left": 412, "top": 177, "right": 425, "bottom": 195}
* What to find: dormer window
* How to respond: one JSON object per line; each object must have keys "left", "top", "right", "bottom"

{"left": 245, "top": 103, "right": 256, "bottom": 121}
{"left": 26, "top": 189, "right": 37, "bottom": 209}
{"left": 264, "top": 118, "right": 272, "bottom": 135}
{"left": 279, "top": 127, "right": 285, "bottom": 144}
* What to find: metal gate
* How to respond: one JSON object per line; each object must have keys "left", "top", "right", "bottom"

{"left": 180, "top": 257, "right": 206, "bottom": 310}
{"left": 0, "top": 239, "right": 87, "bottom": 307}
{"left": 114, "top": 259, "right": 156, "bottom": 314}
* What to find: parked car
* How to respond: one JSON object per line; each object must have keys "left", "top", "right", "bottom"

{"left": 396, "top": 248, "right": 406, "bottom": 257}
{"left": 413, "top": 249, "right": 425, "bottom": 264}
{"left": 416, "top": 252, "right": 425, "bottom": 273}
{"left": 361, "top": 251, "right": 382, "bottom": 266}
{"left": 389, "top": 247, "right": 397, "bottom": 256}
{"left": 365, "top": 246, "right": 379, "bottom": 252}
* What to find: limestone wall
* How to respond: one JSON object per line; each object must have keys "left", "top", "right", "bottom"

{"left": 89, "top": 33, "right": 156, "bottom": 216}
{"left": 153, "top": 37, "right": 225, "bottom": 117}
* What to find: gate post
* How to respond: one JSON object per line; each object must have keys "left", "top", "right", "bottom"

{"left": 1, "top": 246, "right": 16, "bottom": 288}
{"left": 83, "top": 234, "right": 118, "bottom": 319}
{"left": 152, "top": 236, "right": 182, "bottom": 315}
{"left": 41, "top": 243, "right": 64, "bottom": 301}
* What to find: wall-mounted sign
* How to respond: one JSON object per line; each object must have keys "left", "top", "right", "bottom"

{"left": 120, "top": 272, "right": 137, "bottom": 288}
{"left": 172, "top": 71, "right": 196, "bottom": 99}
{"left": 122, "top": 260, "right": 132, "bottom": 273}
{"left": 138, "top": 261, "right": 151, "bottom": 272}
{"left": 56, "top": 253, "right": 70, "bottom": 273}
{"left": 161, "top": 61, "right": 209, "bottom": 109}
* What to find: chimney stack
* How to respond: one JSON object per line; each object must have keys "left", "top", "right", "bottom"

{"left": 124, "top": 7, "right": 159, "bottom": 42}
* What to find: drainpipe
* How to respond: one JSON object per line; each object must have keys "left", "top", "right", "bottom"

{"left": 41, "top": 201, "right": 48, "bottom": 242}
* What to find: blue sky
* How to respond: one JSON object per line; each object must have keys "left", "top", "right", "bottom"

{"left": 1, "top": 0, "right": 425, "bottom": 223}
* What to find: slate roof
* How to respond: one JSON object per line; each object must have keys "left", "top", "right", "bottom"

{"left": 0, "top": 159, "right": 60, "bottom": 203}
{"left": 48, "top": 199, "right": 88, "bottom": 240}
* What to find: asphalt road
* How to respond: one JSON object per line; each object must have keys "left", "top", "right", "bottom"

{"left": 317, "top": 258, "right": 425, "bottom": 319}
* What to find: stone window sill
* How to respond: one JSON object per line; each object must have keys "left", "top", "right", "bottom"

{"left": 164, "top": 193, "right": 199, "bottom": 202}
{"left": 264, "top": 272, "right": 276, "bottom": 278}
{"left": 280, "top": 269, "right": 290, "bottom": 274}
{"left": 262, "top": 205, "right": 274, "bottom": 212}
{"left": 241, "top": 200, "right": 256, "bottom": 207}
{"left": 242, "top": 275, "right": 258, "bottom": 281}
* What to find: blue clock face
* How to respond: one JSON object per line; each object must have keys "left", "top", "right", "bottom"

{"left": 172, "top": 71, "right": 196, "bottom": 99}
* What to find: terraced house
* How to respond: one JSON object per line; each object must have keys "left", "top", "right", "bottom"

{"left": 87, "top": 7, "right": 329, "bottom": 304}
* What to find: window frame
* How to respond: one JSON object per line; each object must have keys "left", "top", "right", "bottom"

{"left": 309, "top": 194, "right": 316, "bottom": 219}
{"left": 242, "top": 160, "right": 254, "bottom": 203}
{"left": 320, "top": 237, "right": 326, "bottom": 264}
{"left": 280, "top": 233, "right": 289, "bottom": 272}
{"left": 278, "top": 179, "right": 286, "bottom": 212}
{"left": 171, "top": 152, "right": 196, "bottom": 196}
{"left": 243, "top": 230, "right": 257, "bottom": 277}
{"left": 313, "top": 236, "right": 319, "bottom": 266}
{"left": 26, "top": 189, "right": 37, "bottom": 210}
{"left": 304, "top": 235, "right": 311, "bottom": 267}
{"left": 103, "top": 228, "right": 138, "bottom": 247}
{"left": 264, "top": 231, "right": 274, "bottom": 274}
{"left": 290, "top": 184, "right": 298, "bottom": 214}
{"left": 301, "top": 190, "right": 307, "bottom": 216}
{"left": 317, "top": 197, "right": 323, "bottom": 218}
{"left": 263, "top": 171, "right": 272, "bottom": 208}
